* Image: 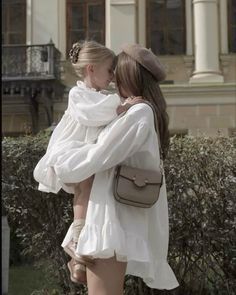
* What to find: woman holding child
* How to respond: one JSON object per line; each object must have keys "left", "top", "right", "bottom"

{"left": 34, "top": 41, "right": 179, "bottom": 295}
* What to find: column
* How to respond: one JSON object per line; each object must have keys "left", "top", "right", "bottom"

{"left": 190, "top": 0, "right": 224, "bottom": 83}
{"left": 106, "top": 0, "right": 136, "bottom": 54}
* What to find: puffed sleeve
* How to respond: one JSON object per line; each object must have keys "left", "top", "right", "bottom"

{"left": 68, "top": 87, "right": 121, "bottom": 127}
{"left": 54, "top": 104, "right": 153, "bottom": 183}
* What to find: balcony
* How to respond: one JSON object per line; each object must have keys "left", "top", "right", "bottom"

{"left": 2, "top": 42, "right": 65, "bottom": 134}
{"left": 2, "top": 42, "right": 61, "bottom": 81}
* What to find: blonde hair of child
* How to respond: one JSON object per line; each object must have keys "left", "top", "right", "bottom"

{"left": 69, "top": 40, "right": 116, "bottom": 79}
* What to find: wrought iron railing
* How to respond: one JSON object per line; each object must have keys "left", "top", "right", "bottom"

{"left": 2, "top": 42, "right": 61, "bottom": 80}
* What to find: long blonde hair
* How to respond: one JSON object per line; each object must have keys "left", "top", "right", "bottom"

{"left": 115, "top": 52, "right": 170, "bottom": 159}
{"left": 69, "top": 40, "right": 116, "bottom": 78}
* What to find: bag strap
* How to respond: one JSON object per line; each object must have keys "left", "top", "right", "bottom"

{"left": 143, "top": 101, "right": 164, "bottom": 160}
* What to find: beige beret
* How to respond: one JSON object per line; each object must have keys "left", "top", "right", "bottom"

{"left": 121, "top": 44, "right": 166, "bottom": 82}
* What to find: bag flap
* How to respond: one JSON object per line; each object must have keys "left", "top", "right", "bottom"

{"left": 117, "top": 165, "right": 162, "bottom": 185}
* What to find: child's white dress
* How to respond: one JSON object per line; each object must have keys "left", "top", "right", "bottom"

{"left": 52, "top": 103, "right": 179, "bottom": 290}
{"left": 33, "top": 81, "right": 120, "bottom": 194}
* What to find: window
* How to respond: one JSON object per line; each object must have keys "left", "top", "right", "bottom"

{"left": 66, "top": 0, "right": 105, "bottom": 55}
{"left": 146, "top": 0, "right": 186, "bottom": 55}
{"left": 228, "top": 0, "right": 236, "bottom": 53}
{"left": 2, "top": 0, "right": 26, "bottom": 45}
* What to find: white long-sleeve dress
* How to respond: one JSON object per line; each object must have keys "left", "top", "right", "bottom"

{"left": 33, "top": 81, "right": 121, "bottom": 194}
{"left": 52, "top": 103, "right": 179, "bottom": 290}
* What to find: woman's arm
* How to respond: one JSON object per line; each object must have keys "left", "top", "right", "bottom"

{"left": 54, "top": 104, "right": 153, "bottom": 183}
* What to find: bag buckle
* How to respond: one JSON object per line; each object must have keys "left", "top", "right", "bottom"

{"left": 132, "top": 176, "right": 148, "bottom": 188}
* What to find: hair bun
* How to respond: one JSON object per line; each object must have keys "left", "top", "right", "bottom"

{"left": 69, "top": 42, "right": 83, "bottom": 64}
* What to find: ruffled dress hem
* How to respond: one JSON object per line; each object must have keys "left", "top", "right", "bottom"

{"left": 61, "top": 222, "right": 179, "bottom": 290}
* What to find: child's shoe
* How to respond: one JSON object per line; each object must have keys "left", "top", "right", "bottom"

{"left": 67, "top": 258, "right": 87, "bottom": 285}
{"left": 63, "top": 219, "right": 95, "bottom": 266}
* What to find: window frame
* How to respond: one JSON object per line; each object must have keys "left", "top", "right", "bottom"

{"left": 66, "top": 0, "right": 105, "bottom": 56}
{"left": 228, "top": 0, "right": 236, "bottom": 53}
{"left": 146, "top": 0, "right": 186, "bottom": 55}
{"left": 2, "top": 0, "right": 26, "bottom": 45}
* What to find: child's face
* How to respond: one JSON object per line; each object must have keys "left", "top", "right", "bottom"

{"left": 92, "top": 58, "right": 114, "bottom": 90}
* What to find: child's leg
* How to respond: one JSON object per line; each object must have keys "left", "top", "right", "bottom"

{"left": 72, "top": 176, "right": 94, "bottom": 242}
{"left": 73, "top": 176, "right": 94, "bottom": 220}
{"left": 64, "top": 176, "right": 94, "bottom": 258}
{"left": 65, "top": 176, "right": 94, "bottom": 285}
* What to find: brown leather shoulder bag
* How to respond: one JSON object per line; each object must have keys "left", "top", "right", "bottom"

{"left": 113, "top": 102, "right": 164, "bottom": 208}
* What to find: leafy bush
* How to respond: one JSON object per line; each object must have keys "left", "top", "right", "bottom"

{"left": 165, "top": 136, "right": 236, "bottom": 295}
{"left": 2, "top": 132, "right": 236, "bottom": 295}
{"left": 2, "top": 131, "right": 84, "bottom": 294}
{"left": 9, "top": 261, "right": 61, "bottom": 295}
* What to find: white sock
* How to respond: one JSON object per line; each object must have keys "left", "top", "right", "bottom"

{"left": 72, "top": 219, "right": 85, "bottom": 242}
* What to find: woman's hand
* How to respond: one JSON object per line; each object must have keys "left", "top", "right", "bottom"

{"left": 116, "top": 96, "right": 145, "bottom": 115}
{"left": 126, "top": 96, "right": 144, "bottom": 104}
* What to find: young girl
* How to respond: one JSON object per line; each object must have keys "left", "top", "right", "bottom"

{"left": 33, "top": 40, "right": 142, "bottom": 284}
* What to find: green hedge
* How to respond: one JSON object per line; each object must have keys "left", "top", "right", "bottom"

{"left": 2, "top": 131, "right": 236, "bottom": 295}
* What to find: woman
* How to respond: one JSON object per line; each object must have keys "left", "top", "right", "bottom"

{"left": 55, "top": 44, "right": 179, "bottom": 294}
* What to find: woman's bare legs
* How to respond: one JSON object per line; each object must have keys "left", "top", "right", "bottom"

{"left": 86, "top": 256, "right": 127, "bottom": 295}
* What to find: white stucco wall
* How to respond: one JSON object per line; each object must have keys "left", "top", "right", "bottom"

{"left": 32, "top": 0, "right": 58, "bottom": 44}
{"left": 29, "top": 0, "right": 137, "bottom": 56}
{"left": 28, "top": 0, "right": 66, "bottom": 57}
{"left": 108, "top": 0, "right": 136, "bottom": 54}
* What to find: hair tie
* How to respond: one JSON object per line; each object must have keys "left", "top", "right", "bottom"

{"left": 69, "top": 42, "right": 83, "bottom": 64}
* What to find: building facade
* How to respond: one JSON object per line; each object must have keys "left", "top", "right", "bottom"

{"left": 2, "top": 0, "right": 236, "bottom": 136}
